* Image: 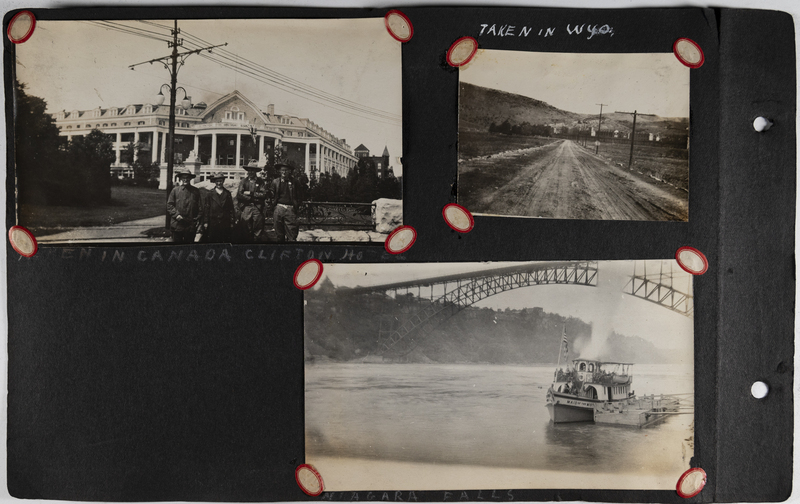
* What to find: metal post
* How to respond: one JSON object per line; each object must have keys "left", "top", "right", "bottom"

{"left": 627, "top": 110, "right": 637, "bottom": 170}
{"left": 165, "top": 20, "right": 179, "bottom": 229}
{"left": 595, "top": 103, "right": 607, "bottom": 154}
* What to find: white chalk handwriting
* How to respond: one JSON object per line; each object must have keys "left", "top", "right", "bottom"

{"left": 478, "top": 23, "right": 614, "bottom": 39}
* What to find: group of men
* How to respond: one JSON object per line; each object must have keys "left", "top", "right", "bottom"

{"left": 166, "top": 163, "right": 304, "bottom": 244}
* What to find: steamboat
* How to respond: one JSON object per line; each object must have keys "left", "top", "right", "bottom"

{"left": 545, "top": 327, "right": 686, "bottom": 426}
{"left": 545, "top": 359, "right": 634, "bottom": 423}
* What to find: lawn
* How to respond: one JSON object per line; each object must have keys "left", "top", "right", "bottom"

{"left": 594, "top": 141, "right": 689, "bottom": 192}
{"left": 18, "top": 186, "right": 167, "bottom": 233}
{"left": 458, "top": 131, "right": 557, "bottom": 160}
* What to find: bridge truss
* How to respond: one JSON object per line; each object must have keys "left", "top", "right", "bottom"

{"left": 623, "top": 260, "right": 694, "bottom": 317}
{"left": 372, "top": 261, "right": 599, "bottom": 356}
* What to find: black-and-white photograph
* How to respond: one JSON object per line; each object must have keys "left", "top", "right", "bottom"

{"left": 13, "top": 18, "right": 402, "bottom": 244}
{"left": 458, "top": 50, "right": 689, "bottom": 221}
{"left": 305, "top": 261, "right": 694, "bottom": 490}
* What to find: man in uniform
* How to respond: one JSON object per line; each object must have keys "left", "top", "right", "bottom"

{"left": 166, "top": 168, "right": 203, "bottom": 244}
{"left": 269, "top": 163, "right": 304, "bottom": 242}
{"left": 202, "top": 172, "right": 235, "bottom": 243}
{"left": 236, "top": 165, "right": 268, "bottom": 242}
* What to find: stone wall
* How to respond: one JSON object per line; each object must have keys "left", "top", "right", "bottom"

{"left": 373, "top": 198, "right": 403, "bottom": 233}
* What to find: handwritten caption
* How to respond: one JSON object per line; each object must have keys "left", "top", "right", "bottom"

{"left": 28, "top": 246, "right": 401, "bottom": 264}
{"left": 479, "top": 23, "right": 614, "bottom": 39}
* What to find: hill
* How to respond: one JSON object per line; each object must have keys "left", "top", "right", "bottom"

{"left": 304, "top": 287, "right": 671, "bottom": 365}
{"left": 459, "top": 82, "right": 688, "bottom": 141}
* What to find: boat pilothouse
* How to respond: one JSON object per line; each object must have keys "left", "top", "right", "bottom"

{"left": 545, "top": 327, "right": 636, "bottom": 423}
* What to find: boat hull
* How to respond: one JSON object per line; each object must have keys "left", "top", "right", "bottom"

{"left": 546, "top": 402, "right": 595, "bottom": 423}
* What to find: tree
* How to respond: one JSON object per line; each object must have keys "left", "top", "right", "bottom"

{"left": 122, "top": 141, "right": 160, "bottom": 187}
{"left": 15, "top": 80, "right": 115, "bottom": 206}
{"left": 14, "top": 80, "right": 63, "bottom": 205}
{"left": 65, "top": 129, "right": 115, "bottom": 205}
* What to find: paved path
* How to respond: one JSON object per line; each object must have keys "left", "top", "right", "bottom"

{"left": 36, "top": 216, "right": 169, "bottom": 244}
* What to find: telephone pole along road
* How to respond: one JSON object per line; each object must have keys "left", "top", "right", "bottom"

{"left": 460, "top": 139, "right": 688, "bottom": 221}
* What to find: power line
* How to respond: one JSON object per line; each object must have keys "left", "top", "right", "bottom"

{"left": 197, "top": 51, "right": 401, "bottom": 123}
{"left": 195, "top": 52, "right": 401, "bottom": 126}
{"left": 179, "top": 30, "right": 400, "bottom": 122}
{"left": 195, "top": 49, "right": 401, "bottom": 122}
{"left": 84, "top": 21, "right": 171, "bottom": 43}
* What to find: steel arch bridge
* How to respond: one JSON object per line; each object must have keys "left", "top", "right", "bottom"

{"left": 346, "top": 261, "right": 599, "bottom": 356}
{"left": 623, "top": 260, "right": 694, "bottom": 317}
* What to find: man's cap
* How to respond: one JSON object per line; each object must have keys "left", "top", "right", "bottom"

{"left": 175, "top": 168, "right": 196, "bottom": 179}
{"left": 243, "top": 165, "right": 262, "bottom": 171}
{"left": 209, "top": 172, "right": 226, "bottom": 181}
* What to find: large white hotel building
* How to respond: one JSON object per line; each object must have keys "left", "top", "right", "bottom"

{"left": 51, "top": 90, "right": 358, "bottom": 188}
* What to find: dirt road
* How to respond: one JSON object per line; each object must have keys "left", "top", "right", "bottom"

{"left": 459, "top": 140, "right": 688, "bottom": 221}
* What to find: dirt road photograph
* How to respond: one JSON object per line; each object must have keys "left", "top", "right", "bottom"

{"left": 458, "top": 51, "right": 690, "bottom": 221}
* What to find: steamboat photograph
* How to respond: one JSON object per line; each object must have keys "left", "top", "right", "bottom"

{"left": 304, "top": 260, "right": 694, "bottom": 490}
{"left": 457, "top": 51, "right": 690, "bottom": 221}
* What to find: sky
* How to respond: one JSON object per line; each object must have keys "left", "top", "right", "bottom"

{"left": 14, "top": 18, "right": 403, "bottom": 174}
{"left": 460, "top": 49, "right": 690, "bottom": 118}
{"left": 318, "top": 260, "right": 694, "bottom": 354}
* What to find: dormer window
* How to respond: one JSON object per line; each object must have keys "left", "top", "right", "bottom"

{"left": 93, "top": 108, "right": 102, "bottom": 118}
{"left": 71, "top": 110, "right": 80, "bottom": 118}
{"left": 142, "top": 104, "right": 152, "bottom": 114}
{"left": 109, "top": 108, "right": 118, "bottom": 116}
{"left": 126, "top": 105, "right": 136, "bottom": 115}
{"left": 55, "top": 111, "right": 65, "bottom": 120}
{"left": 224, "top": 106, "right": 244, "bottom": 122}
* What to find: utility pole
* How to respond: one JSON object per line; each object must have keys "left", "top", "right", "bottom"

{"left": 616, "top": 110, "right": 656, "bottom": 170}
{"left": 129, "top": 21, "right": 226, "bottom": 230}
{"left": 595, "top": 103, "right": 608, "bottom": 154}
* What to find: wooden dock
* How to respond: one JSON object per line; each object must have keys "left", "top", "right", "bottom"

{"left": 594, "top": 394, "right": 693, "bottom": 427}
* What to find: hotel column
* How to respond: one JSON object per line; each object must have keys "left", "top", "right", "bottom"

{"left": 160, "top": 132, "right": 167, "bottom": 165}
{"left": 115, "top": 132, "right": 122, "bottom": 165}
{"left": 259, "top": 135, "right": 265, "bottom": 165}
{"left": 316, "top": 141, "right": 321, "bottom": 172}
{"left": 304, "top": 143, "right": 311, "bottom": 177}
{"left": 235, "top": 133, "right": 241, "bottom": 168}
{"left": 133, "top": 131, "right": 139, "bottom": 163}
{"left": 193, "top": 135, "right": 199, "bottom": 160}
{"left": 211, "top": 133, "right": 217, "bottom": 167}
{"left": 151, "top": 129, "right": 159, "bottom": 164}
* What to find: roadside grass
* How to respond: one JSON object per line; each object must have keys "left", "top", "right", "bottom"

{"left": 594, "top": 141, "right": 689, "bottom": 192}
{"left": 458, "top": 131, "right": 556, "bottom": 160}
{"left": 19, "top": 186, "right": 166, "bottom": 235}
{"left": 457, "top": 141, "right": 562, "bottom": 211}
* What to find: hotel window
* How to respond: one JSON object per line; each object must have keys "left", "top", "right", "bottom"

{"left": 237, "top": 112, "right": 244, "bottom": 121}
{"left": 103, "top": 124, "right": 108, "bottom": 127}
{"left": 138, "top": 121, "right": 145, "bottom": 125}
{"left": 126, "top": 106, "right": 136, "bottom": 115}
{"left": 93, "top": 109, "right": 101, "bottom": 118}
{"left": 111, "top": 123, "right": 116, "bottom": 127}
